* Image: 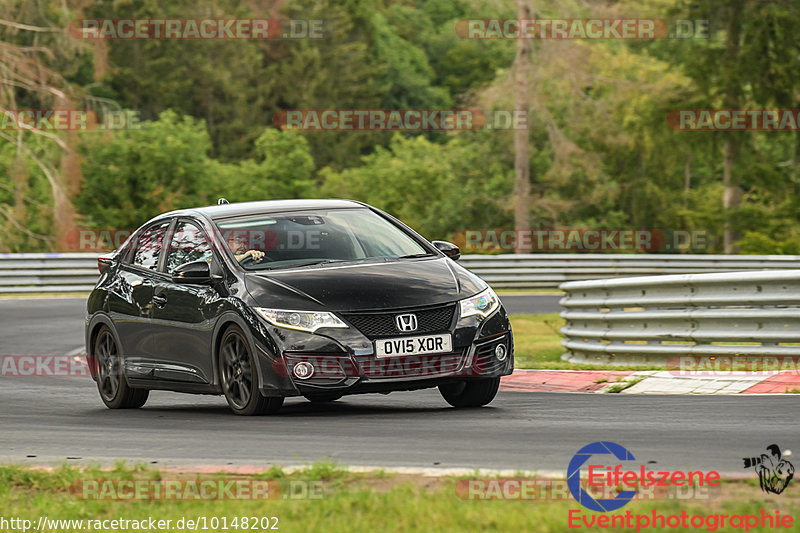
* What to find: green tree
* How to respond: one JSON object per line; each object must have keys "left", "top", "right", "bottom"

{"left": 212, "top": 129, "right": 315, "bottom": 203}
{"left": 0, "top": 145, "right": 56, "bottom": 252}
{"left": 321, "top": 133, "right": 511, "bottom": 240}
{"left": 76, "top": 111, "right": 216, "bottom": 229}
{"left": 664, "top": 0, "right": 800, "bottom": 251}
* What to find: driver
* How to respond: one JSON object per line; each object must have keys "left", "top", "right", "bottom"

{"left": 225, "top": 231, "right": 265, "bottom": 263}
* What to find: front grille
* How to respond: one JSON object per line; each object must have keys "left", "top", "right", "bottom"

{"left": 342, "top": 304, "right": 456, "bottom": 339}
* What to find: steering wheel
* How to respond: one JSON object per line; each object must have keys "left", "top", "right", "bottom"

{"left": 240, "top": 253, "right": 273, "bottom": 265}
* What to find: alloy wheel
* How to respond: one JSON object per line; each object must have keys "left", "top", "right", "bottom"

{"left": 221, "top": 331, "right": 253, "bottom": 410}
{"left": 95, "top": 330, "right": 121, "bottom": 402}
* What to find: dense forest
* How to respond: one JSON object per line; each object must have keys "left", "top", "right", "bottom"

{"left": 1, "top": 0, "right": 799, "bottom": 254}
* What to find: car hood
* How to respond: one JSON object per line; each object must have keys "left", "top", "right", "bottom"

{"left": 243, "top": 257, "right": 486, "bottom": 311}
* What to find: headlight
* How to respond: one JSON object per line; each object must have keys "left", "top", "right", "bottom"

{"left": 459, "top": 287, "right": 500, "bottom": 319}
{"left": 254, "top": 308, "right": 348, "bottom": 333}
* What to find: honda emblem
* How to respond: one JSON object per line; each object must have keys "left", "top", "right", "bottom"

{"left": 395, "top": 313, "right": 418, "bottom": 332}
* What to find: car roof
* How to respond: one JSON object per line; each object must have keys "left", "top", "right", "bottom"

{"left": 163, "top": 199, "right": 367, "bottom": 221}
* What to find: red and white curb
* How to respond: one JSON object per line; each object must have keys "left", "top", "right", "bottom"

{"left": 500, "top": 369, "right": 800, "bottom": 394}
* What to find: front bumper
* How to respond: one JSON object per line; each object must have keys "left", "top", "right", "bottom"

{"left": 247, "top": 304, "right": 514, "bottom": 397}
{"left": 290, "top": 331, "right": 513, "bottom": 396}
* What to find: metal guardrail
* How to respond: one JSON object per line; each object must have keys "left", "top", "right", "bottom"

{"left": 2, "top": 252, "right": 800, "bottom": 294}
{"left": 559, "top": 270, "right": 800, "bottom": 366}
{"left": 0, "top": 253, "right": 100, "bottom": 294}
{"left": 459, "top": 253, "right": 800, "bottom": 288}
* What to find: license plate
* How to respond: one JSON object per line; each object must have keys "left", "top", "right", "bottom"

{"left": 374, "top": 333, "right": 452, "bottom": 358}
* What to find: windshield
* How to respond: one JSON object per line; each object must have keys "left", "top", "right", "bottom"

{"left": 216, "top": 208, "right": 431, "bottom": 270}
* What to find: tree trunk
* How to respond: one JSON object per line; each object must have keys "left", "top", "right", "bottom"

{"left": 55, "top": 94, "right": 79, "bottom": 250}
{"left": 721, "top": 0, "right": 744, "bottom": 253}
{"left": 683, "top": 153, "right": 691, "bottom": 208}
{"left": 512, "top": 0, "right": 532, "bottom": 253}
{"left": 722, "top": 138, "right": 740, "bottom": 253}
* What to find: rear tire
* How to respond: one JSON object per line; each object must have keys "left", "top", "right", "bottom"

{"left": 91, "top": 325, "right": 149, "bottom": 409}
{"left": 219, "top": 326, "right": 283, "bottom": 415}
{"left": 439, "top": 377, "right": 500, "bottom": 408}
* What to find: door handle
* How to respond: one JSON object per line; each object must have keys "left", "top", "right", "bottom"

{"left": 153, "top": 295, "right": 167, "bottom": 308}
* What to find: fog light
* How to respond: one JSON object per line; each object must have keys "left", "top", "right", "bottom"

{"left": 495, "top": 344, "right": 507, "bottom": 361}
{"left": 293, "top": 362, "right": 314, "bottom": 379}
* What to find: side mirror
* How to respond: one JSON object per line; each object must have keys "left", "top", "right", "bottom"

{"left": 172, "top": 260, "right": 220, "bottom": 285}
{"left": 97, "top": 254, "right": 116, "bottom": 273}
{"left": 432, "top": 241, "right": 461, "bottom": 261}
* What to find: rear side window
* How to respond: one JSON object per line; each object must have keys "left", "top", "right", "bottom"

{"left": 165, "top": 220, "right": 214, "bottom": 274}
{"left": 132, "top": 221, "right": 171, "bottom": 271}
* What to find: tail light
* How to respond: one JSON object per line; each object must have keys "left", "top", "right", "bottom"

{"left": 98, "top": 254, "right": 113, "bottom": 272}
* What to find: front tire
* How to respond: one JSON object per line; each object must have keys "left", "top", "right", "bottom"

{"left": 219, "top": 326, "right": 283, "bottom": 415}
{"left": 91, "top": 325, "right": 148, "bottom": 409}
{"left": 439, "top": 377, "right": 500, "bottom": 408}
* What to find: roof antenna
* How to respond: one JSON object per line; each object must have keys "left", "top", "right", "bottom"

{"left": 217, "top": 198, "right": 229, "bottom": 205}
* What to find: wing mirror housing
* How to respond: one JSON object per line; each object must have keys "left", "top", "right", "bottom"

{"left": 432, "top": 241, "right": 461, "bottom": 261}
{"left": 97, "top": 254, "right": 116, "bottom": 273}
{"left": 172, "top": 260, "right": 222, "bottom": 285}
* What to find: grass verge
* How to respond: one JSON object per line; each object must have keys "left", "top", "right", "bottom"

{"left": 604, "top": 376, "right": 647, "bottom": 393}
{"left": 1, "top": 464, "right": 798, "bottom": 533}
{"left": 0, "top": 292, "right": 90, "bottom": 299}
{"left": 509, "top": 313, "right": 665, "bottom": 371}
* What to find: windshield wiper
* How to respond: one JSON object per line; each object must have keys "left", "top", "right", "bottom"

{"left": 395, "top": 253, "right": 435, "bottom": 259}
{"left": 267, "top": 259, "right": 348, "bottom": 270}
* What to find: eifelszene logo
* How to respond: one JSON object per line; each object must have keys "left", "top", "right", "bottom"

{"left": 567, "top": 441, "right": 638, "bottom": 512}
{"left": 567, "top": 441, "right": 721, "bottom": 513}
{"left": 743, "top": 445, "right": 795, "bottom": 495}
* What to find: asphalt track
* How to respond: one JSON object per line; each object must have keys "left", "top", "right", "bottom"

{"left": 0, "top": 296, "right": 795, "bottom": 474}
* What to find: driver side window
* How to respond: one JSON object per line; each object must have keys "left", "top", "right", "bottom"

{"left": 165, "top": 221, "right": 214, "bottom": 274}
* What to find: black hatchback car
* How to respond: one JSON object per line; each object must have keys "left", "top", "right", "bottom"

{"left": 86, "top": 199, "right": 514, "bottom": 415}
